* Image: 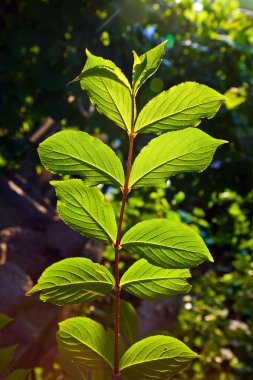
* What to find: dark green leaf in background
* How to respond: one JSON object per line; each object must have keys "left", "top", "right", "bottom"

{"left": 91, "top": 369, "right": 112, "bottom": 380}
{"left": 4, "top": 370, "right": 31, "bottom": 380}
{"left": 0, "top": 345, "right": 17, "bottom": 372}
{"left": 0, "top": 314, "right": 13, "bottom": 330}
{"left": 119, "top": 299, "right": 139, "bottom": 345}
{"left": 59, "top": 350, "right": 88, "bottom": 380}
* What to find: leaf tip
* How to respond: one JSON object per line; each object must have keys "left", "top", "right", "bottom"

{"left": 67, "top": 76, "right": 79, "bottom": 86}
{"left": 218, "top": 139, "right": 229, "bottom": 147}
{"left": 132, "top": 50, "right": 140, "bottom": 63}
{"left": 25, "top": 285, "right": 39, "bottom": 297}
{"left": 85, "top": 48, "right": 91, "bottom": 56}
{"left": 162, "top": 39, "right": 168, "bottom": 47}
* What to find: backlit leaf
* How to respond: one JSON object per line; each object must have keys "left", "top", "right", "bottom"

{"left": 74, "top": 50, "right": 134, "bottom": 131}
{"left": 121, "top": 219, "right": 213, "bottom": 269}
{"left": 121, "top": 259, "right": 191, "bottom": 300}
{"left": 27, "top": 258, "right": 114, "bottom": 305}
{"left": 135, "top": 82, "right": 225, "bottom": 133}
{"left": 38, "top": 130, "right": 124, "bottom": 187}
{"left": 51, "top": 180, "right": 117, "bottom": 243}
{"left": 129, "top": 128, "right": 226, "bottom": 188}
{"left": 132, "top": 41, "right": 166, "bottom": 93}
{"left": 119, "top": 335, "right": 197, "bottom": 379}
{"left": 57, "top": 317, "right": 114, "bottom": 372}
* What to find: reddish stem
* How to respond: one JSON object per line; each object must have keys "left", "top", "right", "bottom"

{"left": 113, "top": 93, "right": 135, "bottom": 379}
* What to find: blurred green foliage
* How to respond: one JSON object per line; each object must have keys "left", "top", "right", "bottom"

{"left": 175, "top": 254, "right": 253, "bottom": 380}
{"left": 1, "top": 0, "right": 252, "bottom": 379}
{"left": 0, "top": 314, "right": 31, "bottom": 379}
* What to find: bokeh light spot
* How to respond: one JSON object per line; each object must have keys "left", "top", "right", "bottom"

{"left": 152, "top": 3, "right": 160, "bottom": 10}
{"left": 96, "top": 9, "right": 108, "bottom": 19}
{"left": 193, "top": 2, "right": 204, "bottom": 12}
{"left": 165, "top": 34, "right": 175, "bottom": 48}
{"left": 100, "top": 31, "right": 110, "bottom": 46}
{"left": 64, "top": 32, "right": 72, "bottom": 40}
{"left": 30, "top": 45, "right": 40, "bottom": 54}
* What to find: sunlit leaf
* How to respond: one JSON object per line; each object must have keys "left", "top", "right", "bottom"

{"left": 51, "top": 180, "right": 117, "bottom": 243}
{"left": 121, "top": 219, "right": 213, "bottom": 269}
{"left": 57, "top": 317, "right": 114, "bottom": 372}
{"left": 132, "top": 41, "right": 166, "bottom": 93}
{"left": 74, "top": 50, "right": 134, "bottom": 131}
{"left": 129, "top": 128, "right": 227, "bottom": 188}
{"left": 27, "top": 258, "right": 114, "bottom": 305}
{"left": 38, "top": 130, "right": 125, "bottom": 187}
{"left": 135, "top": 82, "right": 225, "bottom": 133}
{"left": 121, "top": 259, "right": 191, "bottom": 300}
{"left": 119, "top": 335, "right": 197, "bottom": 379}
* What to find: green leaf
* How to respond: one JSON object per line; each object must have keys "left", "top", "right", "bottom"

{"left": 129, "top": 128, "right": 227, "bottom": 188}
{"left": 0, "top": 345, "right": 17, "bottom": 372}
{"left": 57, "top": 317, "right": 114, "bottom": 372}
{"left": 132, "top": 41, "right": 166, "bottom": 93}
{"left": 121, "top": 219, "right": 213, "bottom": 269}
{"left": 135, "top": 82, "right": 225, "bottom": 133}
{"left": 27, "top": 258, "right": 115, "bottom": 305}
{"left": 121, "top": 259, "right": 191, "bottom": 300}
{"left": 4, "top": 370, "right": 30, "bottom": 380}
{"left": 38, "top": 130, "right": 124, "bottom": 187}
{"left": 119, "top": 299, "right": 139, "bottom": 345}
{"left": 74, "top": 50, "right": 134, "bottom": 131}
{"left": 119, "top": 335, "right": 198, "bottom": 379}
{"left": 51, "top": 180, "right": 117, "bottom": 243}
{"left": 0, "top": 313, "right": 13, "bottom": 330}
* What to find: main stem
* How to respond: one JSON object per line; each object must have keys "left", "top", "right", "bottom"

{"left": 113, "top": 93, "right": 135, "bottom": 379}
